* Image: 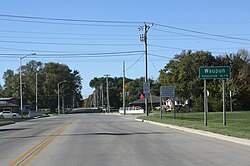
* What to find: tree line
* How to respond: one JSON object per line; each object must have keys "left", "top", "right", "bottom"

{"left": 86, "top": 49, "right": 250, "bottom": 111}
{"left": 0, "top": 61, "right": 82, "bottom": 112}
{"left": 1, "top": 49, "right": 249, "bottom": 112}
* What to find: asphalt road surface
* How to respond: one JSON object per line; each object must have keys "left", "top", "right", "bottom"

{"left": 0, "top": 113, "right": 250, "bottom": 166}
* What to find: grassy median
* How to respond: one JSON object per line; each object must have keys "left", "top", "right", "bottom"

{"left": 138, "top": 111, "right": 250, "bottom": 139}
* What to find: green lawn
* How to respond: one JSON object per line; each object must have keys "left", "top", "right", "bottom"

{"left": 139, "top": 111, "right": 250, "bottom": 139}
{"left": 0, "top": 119, "right": 15, "bottom": 126}
{"left": 0, "top": 116, "right": 32, "bottom": 126}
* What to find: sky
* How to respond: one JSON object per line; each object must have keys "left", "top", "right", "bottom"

{"left": 0, "top": 0, "right": 250, "bottom": 98}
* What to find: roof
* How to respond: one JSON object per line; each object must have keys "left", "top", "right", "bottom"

{"left": 0, "top": 103, "right": 19, "bottom": 107}
{"left": 130, "top": 95, "right": 160, "bottom": 105}
{"left": 0, "top": 98, "right": 13, "bottom": 101}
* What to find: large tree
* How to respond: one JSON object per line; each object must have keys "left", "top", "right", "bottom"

{"left": 159, "top": 50, "right": 215, "bottom": 111}
{"left": 159, "top": 50, "right": 250, "bottom": 111}
{"left": 2, "top": 61, "right": 82, "bottom": 112}
{"left": 0, "top": 84, "right": 3, "bottom": 97}
{"left": 2, "top": 69, "right": 19, "bottom": 97}
{"left": 214, "top": 49, "right": 250, "bottom": 111}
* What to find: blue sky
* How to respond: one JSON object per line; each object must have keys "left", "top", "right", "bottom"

{"left": 0, "top": 0, "right": 250, "bottom": 98}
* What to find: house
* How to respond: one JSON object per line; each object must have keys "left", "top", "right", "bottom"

{"left": 0, "top": 97, "right": 20, "bottom": 113}
{"left": 129, "top": 95, "right": 160, "bottom": 112}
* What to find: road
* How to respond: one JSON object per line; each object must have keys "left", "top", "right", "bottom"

{"left": 0, "top": 113, "right": 250, "bottom": 166}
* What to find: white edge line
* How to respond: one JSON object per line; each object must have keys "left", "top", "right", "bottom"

{"left": 135, "top": 118, "right": 250, "bottom": 147}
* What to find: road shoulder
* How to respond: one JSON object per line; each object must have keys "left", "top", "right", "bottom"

{"left": 135, "top": 118, "right": 250, "bottom": 147}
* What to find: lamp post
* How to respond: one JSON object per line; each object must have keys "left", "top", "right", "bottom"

{"left": 57, "top": 80, "right": 66, "bottom": 115}
{"left": 104, "top": 74, "right": 110, "bottom": 113}
{"left": 20, "top": 53, "right": 36, "bottom": 117}
{"left": 36, "top": 72, "right": 38, "bottom": 112}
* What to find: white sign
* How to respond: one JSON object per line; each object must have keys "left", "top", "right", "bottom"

{"left": 143, "top": 82, "right": 150, "bottom": 94}
{"left": 160, "top": 86, "right": 175, "bottom": 98}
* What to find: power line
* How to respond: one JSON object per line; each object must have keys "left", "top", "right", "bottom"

{"left": 0, "top": 35, "right": 136, "bottom": 41}
{"left": 155, "top": 23, "right": 250, "bottom": 42}
{"left": 0, "top": 46, "right": 75, "bottom": 53}
{"left": 149, "top": 44, "right": 185, "bottom": 51}
{"left": 151, "top": 28, "right": 250, "bottom": 45}
{"left": 0, "top": 18, "right": 138, "bottom": 27}
{"left": 148, "top": 55, "right": 159, "bottom": 74}
{"left": 0, "top": 29, "right": 138, "bottom": 37}
{"left": 148, "top": 44, "right": 226, "bottom": 54}
{"left": 0, "top": 40, "right": 140, "bottom": 46}
{"left": 0, "top": 46, "right": 144, "bottom": 54}
{"left": 0, "top": 13, "right": 146, "bottom": 24}
{"left": 0, "top": 51, "right": 144, "bottom": 59}
{"left": 1, "top": 13, "right": 249, "bottom": 42}
{"left": 148, "top": 53, "right": 173, "bottom": 59}
{"left": 125, "top": 54, "right": 144, "bottom": 72}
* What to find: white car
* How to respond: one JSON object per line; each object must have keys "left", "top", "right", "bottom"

{"left": 0, "top": 111, "right": 20, "bottom": 118}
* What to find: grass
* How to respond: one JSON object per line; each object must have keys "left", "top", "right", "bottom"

{"left": 0, "top": 116, "right": 34, "bottom": 126}
{"left": 139, "top": 111, "right": 250, "bottom": 139}
{"left": 0, "top": 118, "right": 15, "bottom": 126}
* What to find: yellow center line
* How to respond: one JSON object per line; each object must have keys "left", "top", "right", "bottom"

{"left": 8, "top": 120, "right": 74, "bottom": 166}
{"left": 20, "top": 128, "right": 66, "bottom": 166}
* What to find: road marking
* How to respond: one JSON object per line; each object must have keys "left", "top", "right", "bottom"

{"left": 8, "top": 120, "right": 74, "bottom": 166}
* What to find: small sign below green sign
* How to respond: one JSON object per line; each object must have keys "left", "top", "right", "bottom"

{"left": 199, "top": 66, "right": 231, "bottom": 79}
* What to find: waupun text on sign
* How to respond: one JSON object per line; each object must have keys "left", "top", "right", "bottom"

{"left": 199, "top": 66, "right": 231, "bottom": 79}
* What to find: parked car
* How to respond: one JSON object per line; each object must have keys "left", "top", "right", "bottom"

{"left": 0, "top": 111, "right": 19, "bottom": 118}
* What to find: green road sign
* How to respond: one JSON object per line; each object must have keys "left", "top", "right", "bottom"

{"left": 199, "top": 66, "right": 231, "bottom": 79}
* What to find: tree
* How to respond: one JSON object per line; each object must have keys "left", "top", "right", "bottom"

{"left": 88, "top": 76, "right": 133, "bottom": 108}
{"left": 2, "top": 69, "right": 19, "bottom": 97}
{"left": 159, "top": 49, "right": 250, "bottom": 112}
{"left": 39, "top": 62, "right": 82, "bottom": 111}
{"left": 0, "top": 84, "right": 3, "bottom": 97}
{"left": 215, "top": 49, "right": 250, "bottom": 110}
{"left": 124, "top": 77, "right": 159, "bottom": 104}
{"left": 2, "top": 61, "right": 83, "bottom": 112}
{"left": 159, "top": 50, "right": 215, "bottom": 111}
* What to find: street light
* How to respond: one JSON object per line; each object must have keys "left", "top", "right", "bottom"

{"left": 36, "top": 72, "right": 38, "bottom": 112}
{"left": 20, "top": 53, "right": 36, "bottom": 117}
{"left": 58, "top": 80, "right": 66, "bottom": 115}
{"left": 104, "top": 74, "right": 110, "bottom": 113}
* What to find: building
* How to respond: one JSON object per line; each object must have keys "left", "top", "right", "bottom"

{"left": 0, "top": 97, "right": 20, "bottom": 113}
{"left": 129, "top": 95, "right": 160, "bottom": 111}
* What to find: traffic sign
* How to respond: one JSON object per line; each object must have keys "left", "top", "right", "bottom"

{"left": 160, "top": 86, "right": 175, "bottom": 98}
{"left": 199, "top": 66, "right": 231, "bottom": 79}
{"left": 143, "top": 82, "right": 150, "bottom": 94}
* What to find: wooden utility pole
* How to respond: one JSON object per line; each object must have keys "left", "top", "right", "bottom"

{"left": 139, "top": 23, "right": 153, "bottom": 116}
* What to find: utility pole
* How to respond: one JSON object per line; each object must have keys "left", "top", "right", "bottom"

{"left": 58, "top": 80, "right": 66, "bottom": 115}
{"left": 139, "top": 23, "right": 153, "bottom": 116}
{"left": 104, "top": 74, "right": 110, "bottom": 113}
{"left": 123, "top": 61, "right": 126, "bottom": 115}
{"left": 230, "top": 90, "right": 233, "bottom": 112}
{"left": 96, "top": 87, "right": 99, "bottom": 107}
{"left": 93, "top": 89, "right": 96, "bottom": 107}
{"left": 62, "top": 95, "right": 65, "bottom": 114}
{"left": 101, "top": 84, "right": 104, "bottom": 110}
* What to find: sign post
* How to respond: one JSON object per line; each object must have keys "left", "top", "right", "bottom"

{"left": 199, "top": 66, "right": 231, "bottom": 126}
{"left": 204, "top": 80, "right": 208, "bottom": 126}
{"left": 160, "top": 86, "right": 175, "bottom": 119}
{"left": 222, "top": 80, "right": 226, "bottom": 125}
{"left": 143, "top": 82, "right": 150, "bottom": 116}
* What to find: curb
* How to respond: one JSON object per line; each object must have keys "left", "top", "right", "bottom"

{"left": 135, "top": 118, "right": 250, "bottom": 147}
